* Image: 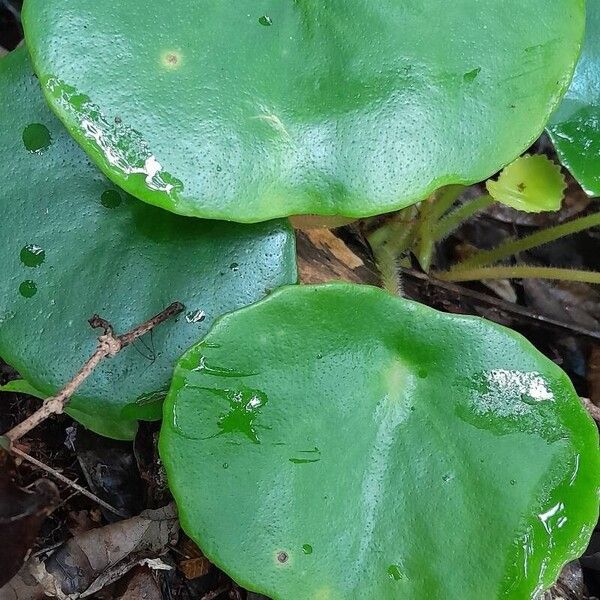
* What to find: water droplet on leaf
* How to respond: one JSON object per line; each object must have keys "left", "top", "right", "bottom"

{"left": 463, "top": 67, "right": 481, "bottom": 82}
{"left": 101, "top": 189, "right": 122, "bottom": 208}
{"left": 20, "top": 244, "right": 45, "bottom": 268}
{"left": 19, "top": 280, "right": 38, "bottom": 298}
{"left": 22, "top": 123, "right": 52, "bottom": 153}
{"left": 186, "top": 310, "right": 206, "bottom": 324}
{"left": 194, "top": 355, "right": 254, "bottom": 377}
{"left": 387, "top": 564, "right": 403, "bottom": 581}
{"left": 211, "top": 388, "right": 269, "bottom": 443}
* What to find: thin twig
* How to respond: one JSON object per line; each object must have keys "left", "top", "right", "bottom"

{"left": 11, "top": 445, "right": 127, "bottom": 517}
{"left": 2, "top": 302, "right": 184, "bottom": 446}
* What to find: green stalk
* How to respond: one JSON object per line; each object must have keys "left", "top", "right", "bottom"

{"left": 414, "top": 185, "right": 465, "bottom": 271}
{"left": 429, "top": 185, "right": 467, "bottom": 222}
{"left": 433, "top": 195, "right": 495, "bottom": 242}
{"left": 449, "top": 211, "right": 600, "bottom": 272}
{"left": 368, "top": 206, "right": 419, "bottom": 295}
{"left": 435, "top": 265, "right": 600, "bottom": 285}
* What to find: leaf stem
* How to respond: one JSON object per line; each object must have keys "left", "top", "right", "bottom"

{"left": 368, "top": 206, "right": 419, "bottom": 295}
{"left": 433, "top": 195, "right": 495, "bottom": 242}
{"left": 415, "top": 186, "right": 465, "bottom": 271}
{"left": 435, "top": 266, "right": 600, "bottom": 284}
{"left": 449, "top": 211, "right": 600, "bottom": 271}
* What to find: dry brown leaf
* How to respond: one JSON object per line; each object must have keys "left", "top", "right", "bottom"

{"left": 0, "top": 503, "right": 178, "bottom": 600}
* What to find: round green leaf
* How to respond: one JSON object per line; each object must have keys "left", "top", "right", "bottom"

{"left": 486, "top": 155, "right": 566, "bottom": 213}
{"left": 548, "top": 0, "right": 600, "bottom": 197}
{"left": 160, "top": 283, "right": 600, "bottom": 599}
{"left": 23, "top": 1, "right": 583, "bottom": 222}
{"left": 0, "top": 48, "right": 297, "bottom": 440}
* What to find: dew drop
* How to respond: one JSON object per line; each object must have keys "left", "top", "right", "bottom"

{"left": 223, "top": 462, "right": 229, "bottom": 469}
{"left": 209, "top": 388, "right": 268, "bottom": 443}
{"left": 20, "top": 244, "right": 45, "bottom": 268}
{"left": 186, "top": 310, "right": 206, "bottom": 324}
{"left": 229, "top": 262, "right": 240, "bottom": 271}
{"left": 259, "top": 15, "right": 273, "bottom": 26}
{"left": 101, "top": 189, "right": 122, "bottom": 208}
{"left": 302, "top": 544, "right": 313, "bottom": 555}
{"left": 19, "top": 280, "right": 38, "bottom": 298}
{"left": 463, "top": 67, "right": 481, "bottom": 83}
{"left": 22, "top": 123, "right": 52, "bottom": 154}
{"left": 387, "top": 564, "right": 403, "bottom": 581}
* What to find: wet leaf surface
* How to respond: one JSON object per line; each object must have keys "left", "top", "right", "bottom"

{"left": 160, "top": 283, "right": 600, "bottom": 600}
{"left": 3, "top": 5, "right": 600, "bottom": 600}
{"left": 548, "top": 0, "right": 600, "bottom": 197}
{"left": 0, "top": 48, "right": 297, "bottom": 439}
{"left": 23, "top": 0, "right": 583, "bottom": 221}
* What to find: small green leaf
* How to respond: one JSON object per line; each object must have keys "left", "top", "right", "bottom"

{"left": 160, "top": 284, "right": 600, "bottom": 600}
{"left": 0, "top": 379, "right": 45, "bottom": 399}
{"left": 23, "top": 0, "right": 583, "bottom": 221}
{"left": 0, "top": 48, "right": 297, "bottom": 440}
{"left": 548, "top": 0, "right": 600, "bottom": 196}
{"left": 486, "top": 155, "right": 566, "bottom": 213}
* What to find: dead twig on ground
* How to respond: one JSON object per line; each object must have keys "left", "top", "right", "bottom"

{"left": 11, "top": 445, "right": 126, "bottom": 517}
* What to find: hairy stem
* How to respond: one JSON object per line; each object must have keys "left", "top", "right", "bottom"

{"left": 368, "top": 206, "right": 418, "bottom": 295}
{"left": 415, "top": 185, "right": 465, "bottom": 271}
{"left": 449, "top": 211, "right": 600, "bottom": 272}
{"left": 433, "top": 195, "right": 495, "bottom": 242}
{"left": 435, "top": 265, "right": 600, "bottom": 284}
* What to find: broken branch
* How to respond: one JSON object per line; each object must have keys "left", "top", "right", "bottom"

{"left": 2, "top": 302, "right": 184, "bottom": 447}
